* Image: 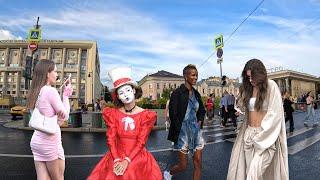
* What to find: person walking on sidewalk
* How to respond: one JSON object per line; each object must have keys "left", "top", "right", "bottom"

{"left": 304, "top": 92, "right": 318, "bottom": 127}
{"left": 206, "top": 93, "right": 214, "bottom": 120}
{"left": 283, "top": 90, "right": 295, "bottom": 132}
{"left": 164, "top": 64, "right": 206, "bottom": 180}
{"left": 220, "top": 92, "right": 228, "bottom": 128}
{"left": 27, "top": 59, "right": 72, "bottom": 180}
{"left": 222, "top": 92, "right": 237, "bottom": 129}
{"left": 88, "top": 67, "right": 162, "bottom": 180}
{"left": 227, "top": 59, "right": 288, "bottom": 180}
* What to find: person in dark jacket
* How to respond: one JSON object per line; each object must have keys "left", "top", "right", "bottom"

{"left": 283, "top": 90, "right": 294, "bottom": 132}
{"left": 163, "top": 64, "right": 206, "bottom": 180}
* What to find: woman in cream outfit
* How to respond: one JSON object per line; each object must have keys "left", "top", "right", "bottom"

{"left": 227, "top": 59, "right": 288, "bottom": 180}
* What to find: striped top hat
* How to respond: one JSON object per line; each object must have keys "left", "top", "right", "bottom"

{"left": 108, "top": 67, "right": 137, "bottom": 90}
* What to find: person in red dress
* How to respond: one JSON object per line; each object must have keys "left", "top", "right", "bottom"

{"left": 88, "top": 67, "right": 162, "bottom": 180}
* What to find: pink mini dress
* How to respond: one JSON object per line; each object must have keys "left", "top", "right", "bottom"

{"left": 30, "top": 85, "right": 70, "bottom": 161}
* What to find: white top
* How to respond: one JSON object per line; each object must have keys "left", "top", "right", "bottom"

{"left": 248, "top": 97, "right": 268, "bottom": 111}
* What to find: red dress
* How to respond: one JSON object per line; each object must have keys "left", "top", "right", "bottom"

{"left": 88, "top": 108, "right": 162, "bottom": 180}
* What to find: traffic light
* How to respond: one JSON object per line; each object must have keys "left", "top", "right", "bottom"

{"left": 32, "top": 58, "right": 38, "bottom": 73}
{"left": 24, "top": 56, "right": 32, "bottom": 80}
{"left": 221, "top": 75, "right": 227, "bottom": 86}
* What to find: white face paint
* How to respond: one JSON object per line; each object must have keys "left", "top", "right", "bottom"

{"left": 117, "top": 85, "right": 135, "bottom": 104}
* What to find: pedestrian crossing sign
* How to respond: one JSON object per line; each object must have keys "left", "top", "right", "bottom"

{"left": 214, "top": 35, "right": 223, "bottom": 50}
{"left": 28, "top": 28, "right": 41, "bottom": 42}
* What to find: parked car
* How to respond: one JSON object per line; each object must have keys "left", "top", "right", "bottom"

{"left": 10, "top": 105, "right": 27, "bottom": 120}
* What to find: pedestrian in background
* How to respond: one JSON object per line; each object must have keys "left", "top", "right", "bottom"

{"left": 164, "top": 64, "right": 206, "bottom": 180}
{"left": 222, "top": 92, "right": 237, "bottom": 129}
{"left": 206, "top": 93, "right": 214, "bottom": 120}
{"left": 283, "top": 90, "right": 295, "bottom": 132}
{"left": 227, "top": 59, "right": 288, "bottom": 180}
{"left": 304, "top": 92, "right": 318, "bottom": 127}
{"left": 27, "top": 59, "right": 72, "bottom": 180}
{"left": 164, "top": 92, "right": 173, "bottom": 132}
{"left": 99, "top": 99, "right": 107, "bottom": 111}
{"left": 220, "top": 92, "right": 227, "bottom": 128}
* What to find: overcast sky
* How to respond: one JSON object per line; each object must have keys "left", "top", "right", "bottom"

{"left": 0, "top": 0, "right": 320, "bottom": 87}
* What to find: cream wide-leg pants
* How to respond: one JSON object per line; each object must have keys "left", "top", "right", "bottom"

{"left": 243, "top": 126, "right": 276, "bottom": 180}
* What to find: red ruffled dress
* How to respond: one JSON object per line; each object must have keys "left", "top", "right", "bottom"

{"left": 88, "top": 108, "right": 162, "bottom": 180}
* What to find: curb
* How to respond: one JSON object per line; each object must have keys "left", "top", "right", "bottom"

{"left": 3, "top": 120, "right": 167, "bottom": 133}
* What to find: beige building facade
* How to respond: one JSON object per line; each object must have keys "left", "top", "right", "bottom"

{"left": 268, "top": 70, "right": 320, "bottom": 98}
{"left": 196, "top": 76, "right": 241, "bottom": 97}
{"left": 139, "top": 71, "right": 241, "bottom": 100}
{"left": 138, "top": 70, "right": 184, "bottom": 100}
{"left": 0, "top": 40, "right": 103, "bottom": 109}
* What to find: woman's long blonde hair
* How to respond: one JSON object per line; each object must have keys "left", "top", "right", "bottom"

{"left": 26, "top": 59, "right": 55, "bottom": 109}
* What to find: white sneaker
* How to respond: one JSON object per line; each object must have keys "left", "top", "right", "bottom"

{"left": 163, "top": 170, "right": 172, "bottom": 180}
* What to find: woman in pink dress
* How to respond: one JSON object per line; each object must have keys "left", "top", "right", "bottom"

{"left": 88, "top": 67, "right": 162, "bottom": 180}
{"left": 27, "top": 59, "right": 72, "bottom": 180}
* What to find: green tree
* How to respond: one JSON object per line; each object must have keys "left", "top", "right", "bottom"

{"left": 162, "top": 88, "right": 173, "bottom": 100}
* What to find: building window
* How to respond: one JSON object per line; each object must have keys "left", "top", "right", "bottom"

{"left": 39, "top": 49, "right": 48, "bottom": 60}
{"left": 9, "top": 49, "right": 19, "bottom": 66}
{"left": 12, "top": 91, "right": 16, "bottom": 94}
{"left": 0, "top": 49, "right": 5, "bottom": 67}
{"left": 7, "top": 91, "right": 10, "bottom": 94}
{"left": 80, "top": 50, "right": 87, "bottom": 71}
{"left": 22, "top": 49, "right": 28, "bottom": 67}
{"left": 149, "top": 84, "right": 153, "bottom": 89}
{"left": 52, "top": 49, "right": 63, "bottom": 64}
{"left": 157, "top": 83, "right": 159, "bottom": 89}
{"left": 65, "top": 49, "right": 78, "bottom": 69}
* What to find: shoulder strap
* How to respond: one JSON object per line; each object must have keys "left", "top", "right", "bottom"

{"left": 35, "top": 86, "right": 45, "bottom": 108}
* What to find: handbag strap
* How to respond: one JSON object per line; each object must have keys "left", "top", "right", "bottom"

{"left": 35, "top": 86, "right": 45, "bottom": 108}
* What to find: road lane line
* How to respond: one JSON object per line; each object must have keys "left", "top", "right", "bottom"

{"left": 287, "top": 127, "right": 313, "bottom": 138}
{"left": 207, "top": 131, "right": 236, "bottom": 137}
{"left": 288, "top": 132, "right": 320, "bottom": 155}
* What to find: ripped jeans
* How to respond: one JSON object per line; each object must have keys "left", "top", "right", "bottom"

{"left": 244, "top": 126, "right": 276, "bottom": 180}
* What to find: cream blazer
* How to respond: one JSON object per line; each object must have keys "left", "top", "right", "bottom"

{"left": 227, "top": 79, "right": 289, "bottom": 180}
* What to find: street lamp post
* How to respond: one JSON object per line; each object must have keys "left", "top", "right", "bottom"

{"left": 88, "top": 72, "right": 94, "bottom": 106}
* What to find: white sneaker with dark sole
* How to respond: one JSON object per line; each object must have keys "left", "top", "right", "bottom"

{"left": 163, "top": 170, "right": 172, "bottom": 180}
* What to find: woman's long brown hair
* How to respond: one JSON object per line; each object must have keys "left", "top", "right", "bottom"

{"left": 240, "top": 59, "right": 268, "bottom": 112}
{"left": 26, "top": 59, "right": 55, "bottom": 109}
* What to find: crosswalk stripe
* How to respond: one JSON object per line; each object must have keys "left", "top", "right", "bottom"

{"left": 225, "top": 127, "right": 314, "bottom": 143}
{"left": 287, "top": 127, "right": 313, "bottom": 138}
{"left": 202, "top": 126, "right": 235, "bottom": 133}
{"left": 207, "top": 131, "right": 236, "bottom": 138}
{"left": 288, "top": 132, "right": 320, "bottom": 155}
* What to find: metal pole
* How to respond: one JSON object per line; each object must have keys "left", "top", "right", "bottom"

{"left": 220, "top": 61, "right": 223, "bottom": 97}
{"left": 36, "top": 17, "right": 39, "bottom": 29}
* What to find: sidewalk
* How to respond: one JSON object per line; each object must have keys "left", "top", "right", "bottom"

{"left": 3, "top": 119, "right": 167, "bottom": 132}
{"left": 3, "top": 115, "right": 223, "bottom": 133}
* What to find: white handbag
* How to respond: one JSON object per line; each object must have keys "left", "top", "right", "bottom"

{"left": 29, "top": 87, "right": 58, "bottom": 134}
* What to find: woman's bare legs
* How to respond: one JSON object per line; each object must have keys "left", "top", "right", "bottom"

{"left": 34, "top": 161, "right": 51, "bottom": 180}
{"left": 46, "top": 159, "right": 65, "bottom": 180}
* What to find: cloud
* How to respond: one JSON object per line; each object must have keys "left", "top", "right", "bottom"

{"left": 0, "top": 0, "right": 319, "bottom": 86}
{"left": 0, "top": 29, "right": 22, "bottom": 40}
{"left": 310, "top": 0, "right": 320, "bottom": 5}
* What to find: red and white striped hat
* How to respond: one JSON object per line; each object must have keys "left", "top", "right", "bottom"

{"left": 108, "top": 67, "right": 137, "bottom": 90}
